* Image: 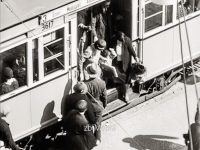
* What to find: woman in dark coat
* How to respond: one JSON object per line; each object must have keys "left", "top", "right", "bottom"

{"left": 63, "top": 100, "right": 96, "bottom": 150}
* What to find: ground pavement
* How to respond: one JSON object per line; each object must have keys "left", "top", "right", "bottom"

{"left": 92, "top": 75, "right": 200, "bottom": 150}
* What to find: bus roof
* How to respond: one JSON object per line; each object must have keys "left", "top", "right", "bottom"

{"left": 0, "top": 0, "right": 75, "bottom": 30}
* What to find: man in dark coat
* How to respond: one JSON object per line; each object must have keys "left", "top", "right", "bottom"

{"left": 110, "top": 31, "right": 138, "bottom": 78}
{"left": 84, "top": 63, "right": 107, "bottom": 145}
{"left": 62, "top": 82, "right": 96, "bottom": 125}
{"left": 110, "top": 31, "right": 139, "bottom": 101}
{"left": 0, "top": 105, "right": 22, "bottom": 150}
{"left": 63, "top": 100, "right": 96, "bottom": 150}
{"left": 91, "top": 0, "right": 113, "bottom": 46}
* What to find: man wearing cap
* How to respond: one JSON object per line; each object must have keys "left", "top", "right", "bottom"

{"left": 84, "top": 62, "right": 107, "bottom": 145}
{"left": 0, "top": 67, "right": 19, "bottom": 95}
{"left": 0, "top": 104, "right": 22, "bottom": 150}
{"left": 62, "top": 82, "right": 96, "bottom": 125}
{"left": 63, "top": 100, "right": 96, "bottom": 150}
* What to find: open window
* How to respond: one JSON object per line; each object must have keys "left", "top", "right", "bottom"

{"left": 0, "top": 43, "right": 27, "bottom": 95}
{"left": 43, "top": 28, "right": 64, "bottom": 75}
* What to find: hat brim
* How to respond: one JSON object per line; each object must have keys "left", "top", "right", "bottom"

{"left": 96, "top": 46, "right": 105, "bottom": 50}
{"left": 86, "top": 64, "right": 101, "bottom": 78}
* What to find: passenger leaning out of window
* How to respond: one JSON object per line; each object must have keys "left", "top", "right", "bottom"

{"left": 0, "top": 67, "right": 19, "bottom": 95}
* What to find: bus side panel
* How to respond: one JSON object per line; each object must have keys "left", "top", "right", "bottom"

{"left": 142, "top": 16, "right": 200, "bottom": 80}
{"left": 1, "top": 93, "right": 32, "bottom": 139}
{"left": 30, "top": 74, "right": 72, "bottom": 128}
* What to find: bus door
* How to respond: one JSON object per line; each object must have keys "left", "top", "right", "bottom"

{"left": 65, "top": 14, "right": 78, "bottom": 92}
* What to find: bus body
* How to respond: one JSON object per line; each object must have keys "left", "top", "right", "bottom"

{"left": 0, "top": 0, "right": 200, "bottom": 141}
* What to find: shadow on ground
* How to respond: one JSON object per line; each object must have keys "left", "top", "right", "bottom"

{"left": 123, "top": 135, "right": 187, "bottom": 150}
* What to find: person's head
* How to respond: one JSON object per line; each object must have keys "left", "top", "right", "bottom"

{"left": 73, "top": 82, "right": 88, "bottom": 94}
{"left": 3, "top": 67, "right": 14, "bottom": 80}
{"left": 116, "top": 31, "right": 125, "bottom": 42}
{"left": 75, "top": 100, "right": 88, "bottom": 113}
{"left": 94, "top": 39, "right": 107, "bottom": 51}
{"left": 101, "top": 49, "right": 110, "bottom": 58}
{"left": 83, "top": 47, "right": 93, "bottom": 59}
{"left": 86, "top": 62, "right": 99, "bottom": 78}
{"left": 102, "top": 0, "right": 111, "bottom": 13}
{"left": 15, "top": 55, "right": 26, "bottom": 67}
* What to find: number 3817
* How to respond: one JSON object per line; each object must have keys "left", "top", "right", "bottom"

{"left": 41, "top": 20, "right": 54, "bottom": 31}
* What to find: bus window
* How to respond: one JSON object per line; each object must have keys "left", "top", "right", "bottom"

{"left": 145, "top": 2, "right": 173, "bottom": 32}
{"left": 33, "top": 39, "right": 39, "bottom": 82}
{"left": 0, "top": 44, "right": 27, "bottom": 95}
{"left": 165, "top": 5, "right": 173, "bottom": 25}
{"left": 43, "top": 28, "right": 64, "bottom": 75}
{"left": 145, "top": 2, "right": 163, "bottom": 32}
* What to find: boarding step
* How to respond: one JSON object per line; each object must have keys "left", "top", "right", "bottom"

{"left": 107, "top": 86, "right": 123, "bottom": 103}
{"left": 103, "top": 99, "right": 126, "bottom": 116}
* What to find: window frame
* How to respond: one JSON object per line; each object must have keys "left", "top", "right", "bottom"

{"left": 0, "top": 40, "right": 29, "bottom": 98}
{"left": 0, "top": 24, "right": 69, "bottom": 100}
{"left": 140, "top": 0, "right": 200, "bottom": 39}
{"left": 29, "top": 24, "right": 68, "bottom": 85}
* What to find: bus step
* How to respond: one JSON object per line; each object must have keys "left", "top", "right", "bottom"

{"left": 103, "top": 99, "right": 126, "bottom": 116}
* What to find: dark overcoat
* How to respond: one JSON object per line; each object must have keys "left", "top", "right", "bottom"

{"left": 85, "top": 78, "right": 107, "bottom": 108}
{"left": 62, "top": 93, "right": 96, "bottom": 124}
{"left": 110, "top": 35, "right": 137, "bottom": 73}
{"left": 63, "top": 109, "right": 96, "bottom": 150}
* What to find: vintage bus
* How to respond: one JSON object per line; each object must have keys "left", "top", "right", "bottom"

{"left": 0, "top": 0, "right": 200, "bottom": 143}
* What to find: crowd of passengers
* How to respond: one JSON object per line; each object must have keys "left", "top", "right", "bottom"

{"left": 1, "top": 0, "right": 200, "bottom": 150}
{"left": 2, "top": 0, "right": 200, "bottom": 95}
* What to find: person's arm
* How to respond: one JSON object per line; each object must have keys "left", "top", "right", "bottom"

{"left": 100, "top": 81, "right": 107, "bottom": 108}
{"left": 126, "top": 37, "right": 138, "bottom": 62}
{"left": 91, "top": 14, "right": 98, "bottom": 42}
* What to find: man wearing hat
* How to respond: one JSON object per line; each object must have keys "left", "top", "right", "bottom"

{"left": 82, "top": 39, "right": 106, "bottom": 80}
{"left": 63, "top": 100, "right": 96, "bottom": 150}
{"left": 83, "top": 39, "right": 107, "bottom": 65}
{"left": 1, "top": 67, "right": 19, "bottom": 95}
{"left": 84, "top": 62, "right": 107, "bottom": 145}
{"left": 0, "top": 104, "right": 22, "bottom": 150}
{"left": 62, "top": 82, "right": 96, "bottom": 125}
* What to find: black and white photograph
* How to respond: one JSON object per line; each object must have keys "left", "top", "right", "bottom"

{"left": 0, "top": 0, "right": 200, "bottom": 149}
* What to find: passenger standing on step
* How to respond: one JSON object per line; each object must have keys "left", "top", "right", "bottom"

{"left": 110, "top": 31, "right": 139, "bottom": 102}
{"left": 84, "top": 62, "right": 107, "bottom": 145}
